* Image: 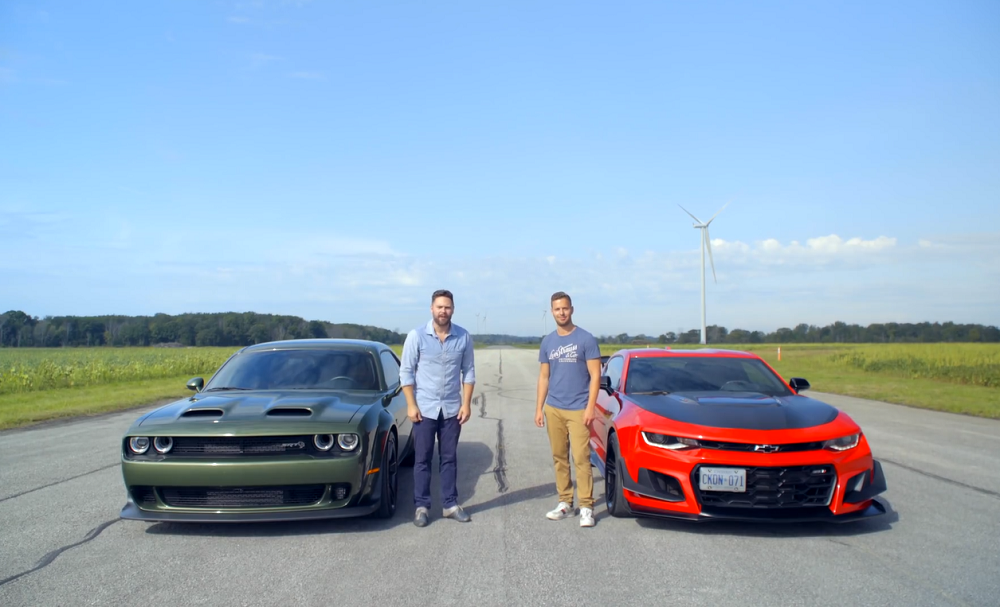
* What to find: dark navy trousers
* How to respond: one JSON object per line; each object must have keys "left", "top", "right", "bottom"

{"left": 412, "top": 410, "right": 461, "bottom": 510}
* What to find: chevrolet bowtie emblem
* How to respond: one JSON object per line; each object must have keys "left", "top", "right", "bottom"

{"left": 754, "top": 444, "right": 780, "bottom": 453}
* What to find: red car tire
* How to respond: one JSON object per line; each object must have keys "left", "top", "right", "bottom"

{"left": 605, "top": 433, "right": 631, "bottom": 518}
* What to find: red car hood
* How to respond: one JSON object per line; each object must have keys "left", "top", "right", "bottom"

{"left": 628, "top": 392, "right": 839, "bottom": 431}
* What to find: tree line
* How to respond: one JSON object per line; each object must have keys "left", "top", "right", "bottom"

{"left": 2, "top": 311, "right": 997, "bottom": 348}
{"left": 0, "top": 310, "right": 405, "bottom": 348}
{"left": 598, "top": 321, "right": 1000, "bottom": 345}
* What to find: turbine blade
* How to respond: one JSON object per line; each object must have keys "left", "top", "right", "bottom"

{"left": 704, "top": 200, "right": 730, "bottom": 226}
{"left": 677, "top": 204, "right": 703, "bottom": 224}
{"left": 705, "top": 228, "right": 717, "bottom": 283}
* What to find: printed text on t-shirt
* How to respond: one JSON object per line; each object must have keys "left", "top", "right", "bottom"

{"left": 549, "top": 343, "right": 579, "bottom": 362}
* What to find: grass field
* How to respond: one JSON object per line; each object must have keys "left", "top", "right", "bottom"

{"left": 0, "top": 347, "right": 237, "bottom": 430}
{"left": 598, "top": 343, "right": 1000, "bottom": 418}
{"left": 2, "top": 343, "right": 998, "bottom": 430}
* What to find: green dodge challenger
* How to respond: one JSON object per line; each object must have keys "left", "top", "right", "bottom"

{"left": 120, "top": 339, "right": 413, "bottom": 522}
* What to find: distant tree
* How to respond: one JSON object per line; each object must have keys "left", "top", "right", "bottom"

{"left": 677, "top": 330, "right": 700, "bottom": 344}
{"left": 707, "top": 325, "right": 728, "bottom": 343}
{"left": 726, "top": 329, "right": 752, "bottom": 343}
{"left": 308, "top": 320, "right": 327, "bottom": 339}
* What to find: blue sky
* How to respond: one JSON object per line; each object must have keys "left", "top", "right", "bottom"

{"left": 2, "top": 0, "right": 998, "bottom": 337}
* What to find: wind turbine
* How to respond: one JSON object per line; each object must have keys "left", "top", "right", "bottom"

{"left": 678, "top": 201, "right": 729, "bottom": 345}
{"left": 475, "top": 312, "right": 481, "bottom": 335}
{"left": 542, "top": 309, "right": 548, "bottom": 337}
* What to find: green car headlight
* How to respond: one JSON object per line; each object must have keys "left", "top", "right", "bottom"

{"left": 128, "top": 437, "right": 150, "bottom": 454}
{"left": 314, "top": 434, "right": 335, "bottom": 451}
{"left": 338, "top": 433, "right": 360, "bottom": 451}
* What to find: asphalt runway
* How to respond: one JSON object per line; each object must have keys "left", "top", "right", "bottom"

{"left": 2, "top": 347, "right": 998, "bottom": 606}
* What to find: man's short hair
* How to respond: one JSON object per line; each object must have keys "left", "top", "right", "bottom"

{"left": 551, "top": 291, "right": 572, "bottom": 306}
{"left": 432, "top": 289, "right": 454, "bottom": 304}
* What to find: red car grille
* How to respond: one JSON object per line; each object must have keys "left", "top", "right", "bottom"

{"left": 695, "top": 440, "right": 825, "bottom": 453}
{"left": 693, "top": 465, "right": 836, "bottom": 508}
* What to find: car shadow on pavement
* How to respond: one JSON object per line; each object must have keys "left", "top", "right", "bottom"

{"left": 143, "top": 440, "right": 495, "bottom": 537}
{"left": 626, "top": 497, "right": 899, "bottom": 537}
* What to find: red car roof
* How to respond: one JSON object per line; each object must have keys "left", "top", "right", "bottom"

{"left": 608, "top": 347, "right": 759, "bottom": 359}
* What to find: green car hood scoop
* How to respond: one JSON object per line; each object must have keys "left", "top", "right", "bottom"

{"left": 138, "top": 391, "right": 368, "bottom": 426}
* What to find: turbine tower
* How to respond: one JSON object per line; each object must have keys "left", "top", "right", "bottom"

{"left": 678, "top": 202, "right": 729, "bottom": 345}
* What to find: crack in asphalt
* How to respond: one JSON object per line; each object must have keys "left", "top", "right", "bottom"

{"left": 479, "top": 351, "right": 508, "bottom": 494}
{"left": 0, "top": 518, "right": 121, "bottom": 588}
{"left": 0, "top": 462, "right": 121, "bottom": 504}
{"left": 881, "top": 458, "right": 1000, "bottom": 500}
{"left": 493, "top": 419, "right": 508, "bottom": 493}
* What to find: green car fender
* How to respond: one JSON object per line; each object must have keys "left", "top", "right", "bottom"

{"left": 352, "top": 406, "right": 398, "bottom": 505}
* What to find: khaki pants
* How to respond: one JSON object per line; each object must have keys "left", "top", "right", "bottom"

{"left": 544, "top": 404, "right": 594, "bottom": 509}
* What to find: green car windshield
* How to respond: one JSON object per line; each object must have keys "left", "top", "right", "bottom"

{"left": 206, "top": 349, "right": 381, "bottom": 391}
{"left": 625, "top": 356, "right": 793, "bottom": 397}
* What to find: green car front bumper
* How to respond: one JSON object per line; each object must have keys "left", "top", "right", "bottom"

{"left": 120, "top": 453, "right": 387, "bottom": 522}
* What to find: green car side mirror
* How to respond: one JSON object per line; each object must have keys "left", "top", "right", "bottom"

{"left": 382, "top": 384, "right": 402, "bottom": 406}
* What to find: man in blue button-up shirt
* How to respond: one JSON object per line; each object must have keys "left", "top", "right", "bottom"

{"left": 400, "top": 289, "right": 476, "bottom": 527}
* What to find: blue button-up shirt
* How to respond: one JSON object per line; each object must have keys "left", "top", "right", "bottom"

{"left": 399, "top": 320, "right": 476, "bottom": 419}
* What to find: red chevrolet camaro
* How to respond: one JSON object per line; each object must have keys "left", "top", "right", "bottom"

{"left": 592, "top": 348, "right": 888, "bottom": 522}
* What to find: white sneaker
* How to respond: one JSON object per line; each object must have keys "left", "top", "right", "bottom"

{"left": 546, "top": 501, "right": 575, "bottom": 520}
{"left": 579, "top": 507, "right": 595, "bottom": 527}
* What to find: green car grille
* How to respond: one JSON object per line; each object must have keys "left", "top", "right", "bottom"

{"left": 130, "top": 483, "right": 353, "bottom": 508}
{"left": 128, "top": 435, "right": 352, "bottom": 458}
{"left": 159, "top": 485, "right": 328, "bottom": 508}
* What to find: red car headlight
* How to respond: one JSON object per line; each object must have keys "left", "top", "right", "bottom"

{"left": 642, "top": 431, "right": 699, "bottom": 450}
{"left": 822, "top": 433, "right": 860, "bottom": 451}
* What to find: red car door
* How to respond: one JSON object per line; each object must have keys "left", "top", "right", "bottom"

{"left": 593, "top": 355, "right": 625, "bottom": 464}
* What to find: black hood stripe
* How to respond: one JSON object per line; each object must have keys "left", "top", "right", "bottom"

{"left": 629, "top": 392, "right": 839, "bottom": 430}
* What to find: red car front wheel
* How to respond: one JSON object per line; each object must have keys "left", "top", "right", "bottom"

{"left": 605, "top": 434, "right": 631, "bottom": 518}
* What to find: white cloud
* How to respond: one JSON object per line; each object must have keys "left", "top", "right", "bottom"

{"left": 706, "top": 234, "right": 899, "bottom": 268}
{"left": 806, "top": 234, "right": 896, "bottom": 252}
{"left": 228, "top": 16, "right": 250, "bottom": 23}
{"left": 3, "top": 221, "right": 997, "bottom": 335}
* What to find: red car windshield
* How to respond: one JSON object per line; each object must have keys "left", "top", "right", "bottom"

{"left": 625, "top": 356, "right": 792, "bottom": 397}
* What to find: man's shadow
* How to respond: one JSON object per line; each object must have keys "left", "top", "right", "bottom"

{"left": 144, "top": 440, "right": 495, "bottom": 537}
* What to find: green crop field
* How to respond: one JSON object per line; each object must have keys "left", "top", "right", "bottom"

{"left": 598, "top": 343, "right": 1000, "bottom": 418}
{"left": 0, "top": 347, "right": 237, "bottom": 429}
{"left": 2, "top": 342, "right": 998, "bottom": 430}
{"left": 0, "top": 347, "right": 236, "bottom": 395}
